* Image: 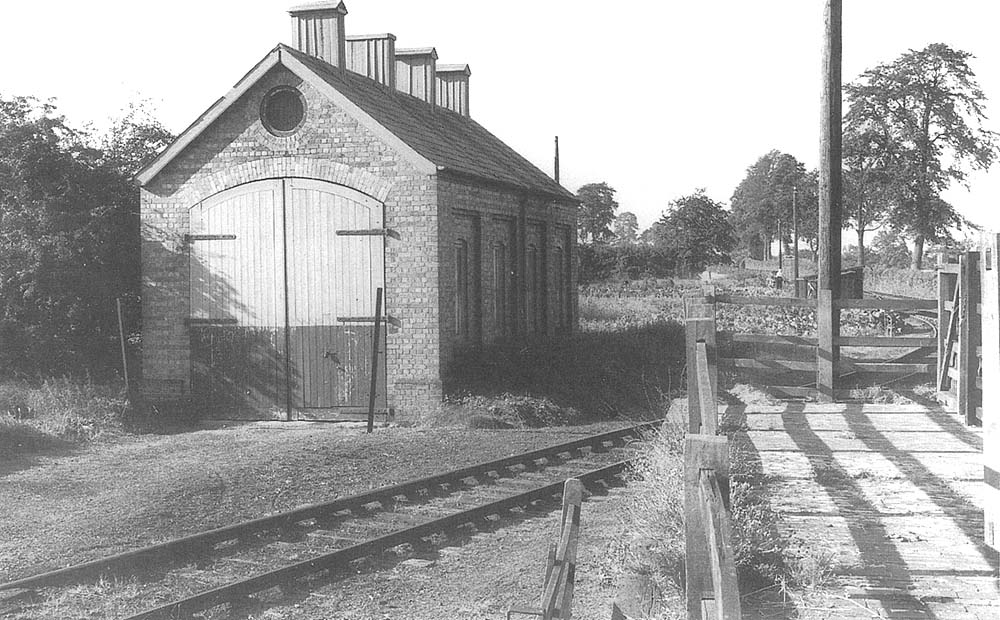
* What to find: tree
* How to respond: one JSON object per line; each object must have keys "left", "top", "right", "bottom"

{"left": 868, "top": 229, "right": 911, "bottom": 269}
{"left": 843, "top": 126, "right": 896, "bottom": 267}
{"left": 844, "top": 43, "right": 999, "bottom": 269}
{"left": 612, "top": 211, "right": 639, "bottom": 245}
{"left": 0, "top": 95, "right": 172, "bottom": 378}
{"left": 729, "top": 151, "right": 816, "bottom": 260}
{"left": 652, "top": 190, "right": 735, "bottom": 277}
{"left": 576, "top": 182, "right": 618, "bottom": 243}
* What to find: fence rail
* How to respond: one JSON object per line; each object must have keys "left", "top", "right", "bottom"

{"left": 684, "top": 314, "right": 741, "bottom": 620}
{"left": 698, "top": 286, "right": 937, "bottom": 399}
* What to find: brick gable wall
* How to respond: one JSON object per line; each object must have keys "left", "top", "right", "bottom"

{"left": 141, "top": 65, "right": 441, "bottom": 418}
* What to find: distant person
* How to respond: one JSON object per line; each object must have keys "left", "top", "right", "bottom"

{"left": 773, "top": 269, "right": 783, "bottom": 290}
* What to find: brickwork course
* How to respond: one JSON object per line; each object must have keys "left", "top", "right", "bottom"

{"left": 727, "top": 402, "right": 1000, "bottom": 619}
{"left": 137, "top": 22, "right": 578, "bottom": 421}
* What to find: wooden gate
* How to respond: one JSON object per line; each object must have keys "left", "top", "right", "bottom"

{"left": 936, "top": 251, "right": 983, "bottom": 425}
{"left": 981, "top": 235, "right": 1000, "bottom": 549}
{"left": 188, "top": 179, "right": 386, "bottom": 420}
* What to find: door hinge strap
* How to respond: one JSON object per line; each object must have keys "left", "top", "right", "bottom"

{"left": 336, "top": 228, "right": 399, "bottom": 240}
{"left": 185, "top": 318, "right": 239, "bottom": 326}
{"left": 337, "top": 315, "right": 400, "bottom": 327}
{"left": 186, "top": 234, "right": 237, "bottom": 241}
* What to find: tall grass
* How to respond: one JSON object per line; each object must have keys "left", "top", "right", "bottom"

{"left": 614, "top": 425, "right": 686, "bottom": 614}
{"left": 0, "top": 378, "right": 128, "bottom": 450}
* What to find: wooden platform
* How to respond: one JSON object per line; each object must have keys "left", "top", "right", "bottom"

{"left": 724, "top": 402, "right": 1000, "bottom": 619}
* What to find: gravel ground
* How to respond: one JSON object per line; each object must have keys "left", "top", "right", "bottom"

{"left": 0, "top": 420, "right": 673, "bottom": 618}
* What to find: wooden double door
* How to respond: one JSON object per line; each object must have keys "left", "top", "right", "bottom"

{"left": 188, "top": 178, "right": 386, "bottom": 419}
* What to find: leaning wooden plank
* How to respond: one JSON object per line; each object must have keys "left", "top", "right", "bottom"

{"left": 845, "top": 362, "right": 935, "bottom": 374}
{"left": 836, "top": 336, "right": 937, "bottom": 347}
{"left": 835, "top": 298, "right": 937, "bottom": 310}
{"left": 508, "top": 479, "right": 583, "bottom": 620}
{"left": 554, "top": 479, "right": 583, "bottom": 618}
{"left": 938, "top": 279, "right": 962, "bottom": 390}
{"left": 731, "top": 334, "right": 817, "bottom": 346}
{"left": 731, "top": 341, "right": 817, "bottom": 363}
{"left": 714, "top": 295, "right": 815, "bottom": 308}
{"left": 720, "top": 358, "right": 816, "bottom": 372}
{"left": 699, "top": 470, "right": 741, "bottom": 619}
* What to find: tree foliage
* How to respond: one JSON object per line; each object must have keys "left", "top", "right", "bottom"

{"left": 612, "top": 211, "right": 639, "bottom": 245}
{"left": 651, "top": 190, "right": 736, "bottom": 276}
{"left": 0, "top": 95, "right": 172, "bottom": 378}
{"left": 843, "top": 125, "right": 897, "bottom": 266}
{"left": 729, "top": 151, "right": 818, "bottom": 260}
{"left": 844, "top": 43, "right": 999, "bottom": 268}
{"left": 576, "top": 182, "right": 618, "bottom": 243}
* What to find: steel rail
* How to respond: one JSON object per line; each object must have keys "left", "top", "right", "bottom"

{"left": 123, "top": 460, "right": 632, "bottom": 620}
{"left": 1, "top": 421, "right": 660, "bottom": 593}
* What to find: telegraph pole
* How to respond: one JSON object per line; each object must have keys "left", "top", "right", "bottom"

{"left": 817, "top": 0, "right": 842, "bottom": 401}
{"left": 778, "top": 221, "right": 783, "bottom": 270}
{"left": 793, "top": 185, "right": 799, "bottom": 287}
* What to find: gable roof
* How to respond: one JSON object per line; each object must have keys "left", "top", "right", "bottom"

{"left": 137, "top": 44, "right": 575, "bottom": 203}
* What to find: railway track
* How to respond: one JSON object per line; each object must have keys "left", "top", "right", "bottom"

{"left": 0, "top": 421, "right": 661, "bottom": 619}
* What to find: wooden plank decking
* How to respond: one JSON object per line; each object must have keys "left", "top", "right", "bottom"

{"left": 723, "top": 402, "right": 1000, "bottom": 619}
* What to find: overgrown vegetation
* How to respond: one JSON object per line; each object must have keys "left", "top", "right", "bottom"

{"left": 614, "top": 426, "right": 685, "bottom": 612}
{"left": 442, "top": 323, "right": 685, "bottom": 425}
{"left": 0, "top": 96, "right": 172, "bottom": 380}
{"left": 0, "top": 378, "right": 128, "bottom": 452}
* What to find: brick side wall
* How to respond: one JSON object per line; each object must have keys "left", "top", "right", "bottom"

{"left": 141, "top": 64, "right": 441, "bottom": 418}
{"left": 436, "top": 178, "right": 578, "bottom": 375}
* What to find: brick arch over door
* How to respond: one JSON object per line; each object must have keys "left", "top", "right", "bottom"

{"left": 188, "top": 178, "right": 386, "bottom": 420}
{"left": 164, "top": 157, "right": 394, "bottom": 207}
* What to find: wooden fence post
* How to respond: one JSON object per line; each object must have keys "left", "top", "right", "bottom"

{"left": 981, "top": 234, "right": 1000, "bottom": 549}
{"left": 684, "top": 435, "right": 730, "bottom": 619}
{"left": 816, "top": 289, "right": 839, "bottom": 402}
{"left": 686, "top": 317, "right": 717, "bottom": 434}
{"left": 959, "top": 252, "right": 981, "bottom": 425}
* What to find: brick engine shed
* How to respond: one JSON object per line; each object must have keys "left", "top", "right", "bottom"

{"left": 136, "top": 2, "right": 579, "bottom": 421}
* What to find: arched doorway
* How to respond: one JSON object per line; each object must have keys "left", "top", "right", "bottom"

{"left": 187, "top": 178, "right": 386, "bottom": 419}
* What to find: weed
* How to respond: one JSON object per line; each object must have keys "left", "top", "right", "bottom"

{"left": 783, "top": 543, "right": 838, "bottom": 590}
{"left": 0, "top": 378, "right": 127, "bottom": 449}
{"left": 613, "top": 425, "right": 686, "bottom": 607}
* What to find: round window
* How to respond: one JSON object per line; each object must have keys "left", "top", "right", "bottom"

{"left": 261, "top": 87, "right": 306, "bottom": 135}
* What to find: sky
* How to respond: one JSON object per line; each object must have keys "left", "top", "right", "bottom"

{"left": 1, "top": 0, "right": 998, "bottom": 236}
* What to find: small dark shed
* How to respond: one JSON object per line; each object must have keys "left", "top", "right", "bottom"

{"left": 136, "top": 1, "right": 578, "bottom": 421}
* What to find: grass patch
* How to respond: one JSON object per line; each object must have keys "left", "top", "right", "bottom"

{"left": 0, "top": 378, "right": 128, "bottom": 451}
